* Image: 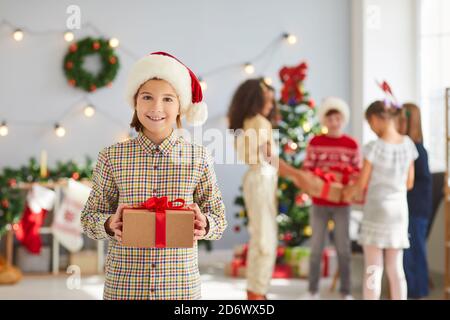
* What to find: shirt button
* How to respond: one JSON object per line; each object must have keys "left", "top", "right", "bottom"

{"left": 153, "top": 189, "right": 157, "bottom": 194}
{"left": 153, "top": 166, "right": 157, "bottom": 170}
{"left": 150, "top": 288, "right": 155, "bottom": 293}
{"left": 151, "top": 263, "right": 156, "bottom": 269}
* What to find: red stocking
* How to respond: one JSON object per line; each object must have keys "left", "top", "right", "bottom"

{"left": 14, "top": 185, "right": 55, "bottom": 254}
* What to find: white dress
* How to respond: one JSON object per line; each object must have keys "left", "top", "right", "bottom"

{"left": 358, "top": 136, "right": 419, "bottom": 249}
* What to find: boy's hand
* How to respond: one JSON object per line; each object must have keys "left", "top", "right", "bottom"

{"left": 188, "top": 203, "right": 209, "bottom": 241}
{"left": 105, "top": 203, "right": 132, "bottom": 242}
{"left": 342, "top": 185, "right": 357, "bottom": 203}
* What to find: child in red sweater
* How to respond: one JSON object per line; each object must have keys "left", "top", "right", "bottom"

{"left": 302, "top": 97, "right": 360, "bottom": 299}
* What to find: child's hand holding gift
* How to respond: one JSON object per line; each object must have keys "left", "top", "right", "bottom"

{"left": 187, "top": 203, "right": 210, "bottom": 241}
{"left": 342, "top": 185, "right": 357, "bottom": 203}
{"left": 105, "top": 203, "right": 133, "bottom": 242}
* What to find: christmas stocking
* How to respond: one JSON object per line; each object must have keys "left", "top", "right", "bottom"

{"left": 15, "top": 185, "right": 56, "bottom": 254}
{"left": 51, "top": 179, "right": 90, "bottom": 252}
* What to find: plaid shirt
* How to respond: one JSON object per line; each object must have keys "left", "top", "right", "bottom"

{"left": 81, "top": 130, "right": 227, "bottom": 300}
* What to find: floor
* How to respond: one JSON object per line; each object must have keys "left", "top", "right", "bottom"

{"left": 0, "top": 249, "right": 445, "bottom": 300}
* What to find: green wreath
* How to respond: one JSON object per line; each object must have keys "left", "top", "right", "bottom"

{"left": 63, "top": 37, "right": 119, "bottom": 92}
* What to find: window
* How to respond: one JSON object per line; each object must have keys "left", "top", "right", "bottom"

{"left": 420, "top": 0, "right": 450, "bottom": 172}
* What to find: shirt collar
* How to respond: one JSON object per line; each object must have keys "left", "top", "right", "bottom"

{"left": 136, "top": 130, "right": 178, "bottom": 155}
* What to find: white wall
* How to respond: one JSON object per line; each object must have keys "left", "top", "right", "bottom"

{"left": 351, "top": 0, "right": 418, "bottom": 144}
{"left": 0, "top": 0, "right": 351, "bottom": 249}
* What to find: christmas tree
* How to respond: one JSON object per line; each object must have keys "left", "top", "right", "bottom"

{"left": 234, "top": 61, "right": 323, "bottom": 247}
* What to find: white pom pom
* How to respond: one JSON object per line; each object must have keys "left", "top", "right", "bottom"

{"left": 185, "top": 102, "right": 208, "bottom": 126}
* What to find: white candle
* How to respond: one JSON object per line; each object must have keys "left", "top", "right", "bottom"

{"left": 40, "top": 150, "right": 48, "bottom": 178}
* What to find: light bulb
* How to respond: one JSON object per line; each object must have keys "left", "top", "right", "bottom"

{"left": 321, "top": 126, "right": 329, "bottom": 134}
{"left": 64, "top": 31, "right": 74, "bottom": 42}
{"left": 13, "top": 29, "right": 24, "bottom": 41}
{"left": 84, "top": 105, "right": 95, "bottom": 117}
{"left": 0, "top": 122, "right": 8, "bottom": 136}
{"left": 199, "top": 78, "right": 207, "bottom": 91}
{"left": 284, "top": 33, "right": 297, "bottom": 45}
{"left": 55, "top": 124, "right": 66, "bottom": 137}
{"left": 109, "top": 38, "right": 120, "bottom": 48}
{"left": 244, "top": 63, "right": 255, "bottom": 75}
{"left": 302, "top": 122, "right": 311, "bottom": 133}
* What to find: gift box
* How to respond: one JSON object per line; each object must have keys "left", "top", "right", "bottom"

{"left": 328, "top": 166, "right": 366, "bottom": 205}
{"left": 301, "top": 169, "right": 343, "bottom": 203}
{"left": 285, "top": 246, "right": 311, "bottom": 278}
{"left": 122, "top": 197, "right": 194, "bottom": 248}
{"left": 321, "top": 247, "right": 338, "bottom": 278}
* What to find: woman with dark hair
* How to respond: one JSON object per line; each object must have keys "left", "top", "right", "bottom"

{"left": 228, "top": 78, "right": 299, "bottom": 300}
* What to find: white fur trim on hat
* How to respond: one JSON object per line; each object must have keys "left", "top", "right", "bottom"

{"left": 125, "top": 54, "right": 192, "bottom": 117}
{"left": 185, "top": 102, "right": 208, "bottom": 126}
{"left": 317, "top": 97, "right": 350, "bottom": 126}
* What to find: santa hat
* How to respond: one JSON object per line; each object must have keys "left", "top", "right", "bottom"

{"left": 317, "top": 97, "right": 350, "bottom": 126}
{"left": 125, "top": 51, "right": 207, "bottom": 126}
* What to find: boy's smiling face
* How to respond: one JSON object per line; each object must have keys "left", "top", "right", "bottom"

{"left": 135, "top": 79, "right": 180, "bottom": 143}
{"left": 323, "top": 110, "right": 344, "bottom": 137}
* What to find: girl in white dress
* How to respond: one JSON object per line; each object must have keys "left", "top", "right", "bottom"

{"left": 343, "top": 100, "right": 418, "bottom": 300}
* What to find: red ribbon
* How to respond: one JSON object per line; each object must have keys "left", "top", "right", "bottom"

{"left": 138, "top": 197, "right": 185, "bottom": 248}
{"left": 329, "top": 165, "right": 358, "bottom": 185}
{"left": 312, "top": 168, "right": 336, "bottom": 199}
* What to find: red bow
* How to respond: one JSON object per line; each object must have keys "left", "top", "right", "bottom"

{"left": 329, "top": 165, "right": 358, "bottom": 185}
{"left": 312, "top": 168, "right": 336, "bottom": 199}
{"left": 279, "top": 62, "right": 308, "bottom": 105}
{"left": 313, "top": 168, "right": 336, "bottom": 183}
{"left": 138, "top": 197, "right": 186, "bottom": 248}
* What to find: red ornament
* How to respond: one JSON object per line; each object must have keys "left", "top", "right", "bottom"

{"left": 308, "top": 98, "right": 316, "bottom": 108}
{"left": 1, "top": 199, "right": 9, "bottom": 209}
{"left": 69, "top": 43, "right": 78, "bottom": 53}
{"left": 234, "top": 225, "right": 241, "bottom": 233}
{"left": 283, "top": 232, "right": 293, "bottom": 242}
{"left": 90, "top": 84, "right": 97, "bottom": 92}
{"left": 109, "top": 56, "right": 117, "bottom": 64}
{"left": 68, "top": 79, "right": 76, "bottom": 86}
{"left": 295, "top": 194, "right": 304, "bottom": 206}
{"left": 93, "top": 41, "right": 100, "bottom": 50}
{"left": 8, "top": 179, "right": 17, "bottom": 188}
{"left": 277, "top": 246, "right": 285, "bottom": 258}
{"left": 72, "top": 172, "right": 80, "bottom": 180}
{"left": 283, "top": 143, "right": 294, "bottom": 154}
{"left": 65, "top": 61, "right": 73, "bottom": 70}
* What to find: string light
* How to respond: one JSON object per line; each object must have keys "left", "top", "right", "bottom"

{"left": 54, "top": 123, "right": 66, "bottom": 137}
{"left": 283, "top": 32, "right": 297, "bottom": 45}
{"left": 302, "top": 122, "right": 311, "bottom": 133}
{"left": 64, "top": 31, "right": 74, "bottom": 42}
{"left": 321, "top": 126, "right": 329, "bottom": 134}
{"left": 0, "top": 121, "right": 9, "bottom": 136}
{"left": 244, "top": 63, "right": 255, "bottom": 75}
{"left": 1, "top": 21, "right": 297, "bottom": 136}
{"left": 13, "top": 29, "right": 24, "bottom": 41}
{"left": 109, "top": 37, "right": 120, "bottom": 48}
{"left": 83, "top": 105, "right": 96, "bottom": 117}
{"left": 199, "top": 78, "right": 207, "bottom": 91}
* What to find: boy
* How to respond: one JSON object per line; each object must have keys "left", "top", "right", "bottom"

{"left": 302, "top": 97, "right": 360, "bottom": 300}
